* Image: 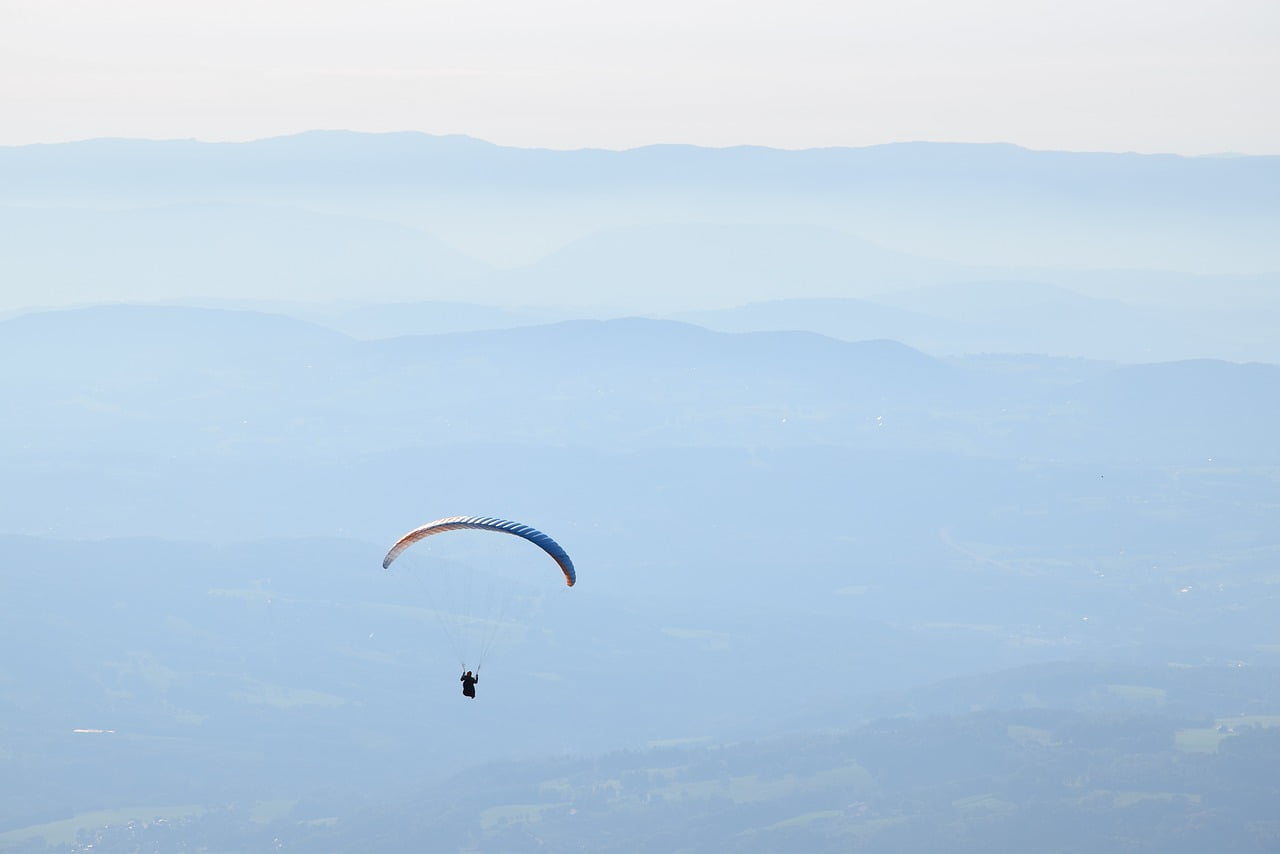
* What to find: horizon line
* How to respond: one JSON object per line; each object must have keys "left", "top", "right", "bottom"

{"left": 2, "top": 129, "right": 1270, "bottom": 159}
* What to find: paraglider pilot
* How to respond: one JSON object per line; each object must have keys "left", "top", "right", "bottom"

{"left": 460, "top": 670, "right": 478, "bottom": 699}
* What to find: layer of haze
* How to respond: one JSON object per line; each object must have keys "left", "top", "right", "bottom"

{"left": 3, "top": 0, "right": 1278, "bottom": 153}
{"left": 3, "top": 4, "right": 1280, "bottom": 850}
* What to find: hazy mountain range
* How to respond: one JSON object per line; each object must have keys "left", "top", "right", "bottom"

{"left": 3, "top": 131, "right": 1277, "bottom": 271}
{"left": 1, "top": 133, "right": 1277, "bottom": 852}
{"left": 4, "top": 132, "right": 1276, "bottom": 367}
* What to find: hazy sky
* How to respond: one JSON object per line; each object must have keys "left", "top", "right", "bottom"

{"left": 2, "top": 0, "right": 1277, "bottom": 153}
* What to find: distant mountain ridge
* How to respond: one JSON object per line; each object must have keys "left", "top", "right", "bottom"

{"left": 671, "top": 284, "right": 1278, "bottom": 364}
{"left": 2, "top": 130, "right": 1276, "bottom": 281}
{"left": 2, "top": 304, "right": 1276, "bottom": 470}
{"left": 4, "top": 131, "right": 1276, "bottom": 208}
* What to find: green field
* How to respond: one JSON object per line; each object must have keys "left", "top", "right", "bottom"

{"left": 0, "top": 799, "right": 299, "bottom": 852}
{"left": 0, "top": 805, "right": 205, "bottom": 850}
{"left": 1175, "top": 714, "right": 1280, "bottom": 753}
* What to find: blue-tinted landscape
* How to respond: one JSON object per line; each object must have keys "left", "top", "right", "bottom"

{"left": 2, "top": 132, "right": 1278, "bottom": 852}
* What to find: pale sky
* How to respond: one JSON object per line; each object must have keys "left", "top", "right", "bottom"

{"left": 1, "top": 0, "right": 1277, "bottom": 154}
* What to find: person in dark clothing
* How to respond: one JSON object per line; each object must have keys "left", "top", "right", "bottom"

{"left": 460, "top": 670, "right": 478, "bottom": 699}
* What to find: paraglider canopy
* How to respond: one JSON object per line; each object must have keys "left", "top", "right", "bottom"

{"left": 382, "top": 515, "right": 576, "bottom": 586}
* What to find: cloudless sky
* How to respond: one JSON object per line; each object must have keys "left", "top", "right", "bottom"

{"left": 2, "top": 0, "right": 1277, "bottom": 154}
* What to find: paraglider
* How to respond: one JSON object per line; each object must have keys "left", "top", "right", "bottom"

{"left": 381, "top": 515, "right": 576, "bottom": 693}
